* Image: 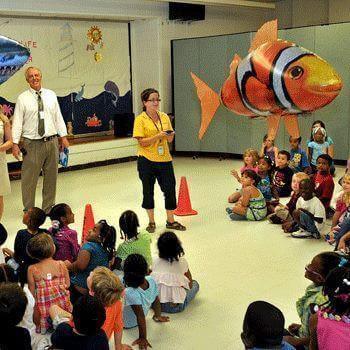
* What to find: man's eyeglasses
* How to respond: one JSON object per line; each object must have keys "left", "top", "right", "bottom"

{"left": 146, "top": 99, "right": 161, "bottom": 103}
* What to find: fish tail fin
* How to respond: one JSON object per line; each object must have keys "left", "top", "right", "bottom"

{"left": 190, "top": 72, "right": 220, "bottom": 140}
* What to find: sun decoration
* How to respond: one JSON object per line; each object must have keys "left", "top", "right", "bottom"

{"left": 86, "top": 25, "right": 104, "bottom": 62}
{"left": 87, "top": 26, "right": 102, "bottom": 45}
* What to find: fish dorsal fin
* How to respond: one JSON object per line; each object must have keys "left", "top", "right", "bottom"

{"left": 249, "top": 19, "right": 278, "bottom": 53}
{"left": 229, "top": 54, "right": 241, "bottom": 75}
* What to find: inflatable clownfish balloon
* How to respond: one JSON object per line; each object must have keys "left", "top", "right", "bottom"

{"left": 191, "top": 20, "right": 342, "bottom": 140}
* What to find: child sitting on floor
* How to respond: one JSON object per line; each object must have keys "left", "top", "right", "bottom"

{"left": 0, "top": 222, "right": 7, "bottom": 264}
{"left": 291, "top": 178, "right": 325, "bottom": 239}
{"left": 114, "top": 210, "right": 152, "bottom": 270}
{"left": 48, "top": 203, "right": 79, "bottom": 263}
{"left": 308, "top": 126, "right": 330, "bottom": 174}
{"left": 326, "top": 174, "right": 350, "bottom": 245}
{"left": 66, "top": 220, "right": 116, "bottom": 301}
{"left": 151, "top": 231, "right": 199, "bottom": 313}
{"left": 241, "top": 300, "right": 295, "bottom": 350}
{"left": 3, "top": 207, "right": 47, "bottom": 286}
{"left": 27, "top": 233, "right": 72, "bottom": 334}
{"left": 226, "top": 169, "right": 267, "bottom": 221}
{"left": 0, "top": 283, "right": 31, "bottom": 350}
{"left": 309, "top": 266, "right": 350, "bottom": 350}
{"left": 289, "top": 136, "right": 311, "bottom": 174}
{"left": 284, "top": 252, "right": 348, "bottom": 349}
{"left": 50, "top": 295, "right": 109, "bottom": 350}
{"left": 269, "top": 172, "right": 309, "bottom": 226}
{"left": 228, "top": 148, "right": 259, "bottom": 203}
{"left": 123, "top": 254, "right": 169, "bottom": 350}
{"left": 260, "top": 134, "right": 278, "bottom": 165}
{"left": 257, "top": 155, "right": 273, "bottom": 202}
{"left": 313, "top": 154, "right": 334, "bottom": 218}
{"left": 272, "top": 150, "right": 294, "bottom": 198}
{"left": 88, "top": 267, "right": 131, "bottom": 350}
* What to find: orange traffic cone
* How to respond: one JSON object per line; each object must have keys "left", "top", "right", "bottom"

{"left": 81, "top": 204, "right": 95, "bottom": 244}
{"left": 174, "top": 176, "right": 198, "bottom": 216}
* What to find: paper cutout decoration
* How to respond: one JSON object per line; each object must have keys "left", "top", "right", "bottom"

{"left": 0, "top": 35, "right": 30, "bottom": 84}
{"left": 85, "top": 113, "right": 102, "bottom": 127}
{"left": 87, "top": 26, "right": 104, "bottom": 62}
{"left": 94, "top": 52, "right": 102, "bottom": 62}
{"left": 191, "top": 20, "right": 342, "bottom": 140}
{"left": 104, "top": 81, "right": 120, "bottom": 107}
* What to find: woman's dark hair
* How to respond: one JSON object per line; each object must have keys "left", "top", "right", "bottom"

{"left": 316, "top": 252, "right": 350, "bottom": 279}
{"left": 73, "top": 295, "right": 106, "bottom": 336}
{"left": 26, "top": 233, "right": 55, "bottom": 261}
{"left": 242, "top": 300, "right": 284, "bottom": 348}
{"left": 49, "top": 203, "right": 70, "bottom": 233}
{"left": 123, "top": 254, "right": 148, "bottom": 288}
{"left": 140, "top": 88, "right": 159, "bottom": 111}
{"left": 98, "top": 220, "right": 116, "bottom": 261}
{"left": 119, "top": 210, "right": 139, "bottom": 240}
{"left": 0, "top": 283, "right": 27, "bottom": 328}
{"left": 242, "top": 169, "right": 260, "bottom": 186}
{"left": 0, "top": 264, "right": 18, "bottom": 283}
{"left": 0, "top": 223, "right": 7, "bottom": 246}
{"left": 27, "top": 207, "right": 46, "bottom": 230}
{"left": 158, "top": 231, "right": 184, "bottom": 263}
{"left": 323, "top": 267, "right": 350, "bottom": 315}
{"left": 310, "top": 120, "right": 329, "bottom": 142}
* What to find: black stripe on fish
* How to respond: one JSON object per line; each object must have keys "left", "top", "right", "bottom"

{"left": 281, "top": 53, "right": 313, "bottom": 112}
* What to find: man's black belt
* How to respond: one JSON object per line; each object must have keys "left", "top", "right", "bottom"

{"left": 28, "top": 135, "right": 58, "bottom": 142}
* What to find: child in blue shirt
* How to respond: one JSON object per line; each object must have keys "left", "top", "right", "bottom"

{"left": 289, "top": 136, "right": 311, "bottom": 174}
{"left": 123, "top": 254, "right": 169, "bottom": 349}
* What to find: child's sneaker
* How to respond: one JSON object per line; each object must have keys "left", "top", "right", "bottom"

{"left": 226, "top": 207, "right": 233, "bottom": 215}
{"left": 267, "top": 213, "right": 282, "bottom": 224}
{"left": 291, "top": 229, "right": 313, "bottom": 239}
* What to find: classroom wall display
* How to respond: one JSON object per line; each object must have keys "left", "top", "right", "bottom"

{"left": 0, "top": 18, "right": 132, "bottom": 137}
{"left": 172, "top": 21, "right": 350, "bottom": 160}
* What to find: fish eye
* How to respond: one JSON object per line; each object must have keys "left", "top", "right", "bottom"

{"left": 289, "top": 66, "right": 304, "bottom": 79}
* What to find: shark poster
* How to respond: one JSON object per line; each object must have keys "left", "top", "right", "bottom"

{"left": 0, "top": 18, "right": 132, "bottom": 137}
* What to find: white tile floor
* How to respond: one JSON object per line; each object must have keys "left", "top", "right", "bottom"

{"left": 1, "top": 157, "right": 342, "bottom": 349}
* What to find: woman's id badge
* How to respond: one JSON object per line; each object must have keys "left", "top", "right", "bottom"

{"left": 158, "top": 145, "right": 164, "bottom": 155}
{"left": 39, "top": 111, "right": 45, "bottom": 120}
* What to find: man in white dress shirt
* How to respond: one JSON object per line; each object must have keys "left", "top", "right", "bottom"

{"left": 12, "top": 67, "right": 69, "bottom": 213}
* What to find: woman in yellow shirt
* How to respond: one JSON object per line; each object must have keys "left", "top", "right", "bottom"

{"left": 133, "top": 88, "right": 185, "bottom": 233}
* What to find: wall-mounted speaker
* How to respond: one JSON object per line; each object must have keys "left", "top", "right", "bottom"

{"left": 169, "top": 2, "right": 205, "bottom": 21}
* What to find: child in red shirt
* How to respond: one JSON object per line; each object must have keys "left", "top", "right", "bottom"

{"left": 313, "top": 154, "right": 334, "bottom": 217}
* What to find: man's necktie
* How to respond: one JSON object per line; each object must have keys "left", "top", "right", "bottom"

{"left": 36, "top": 91, "right": 45, "bottom": 136}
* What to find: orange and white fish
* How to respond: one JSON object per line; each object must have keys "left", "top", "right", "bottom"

{"left": 191, "top": 20, "right": 342, "bottom": 140}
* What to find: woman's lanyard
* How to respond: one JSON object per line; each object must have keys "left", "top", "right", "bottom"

{"left": 147, "top": 112, "right": 165, "bottom": 155}
{"left": 147, "top": 112, "right": 163, "bottom": 132}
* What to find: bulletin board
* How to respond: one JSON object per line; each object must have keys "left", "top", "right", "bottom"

{"left": 0, "top": 17, "right": 132, "bottom": 137}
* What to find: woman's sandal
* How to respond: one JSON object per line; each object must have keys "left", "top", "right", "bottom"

{"left": 146, "top": 222, "right": 156, "bottom": 233}
{"left": 166, "top": 221, "right": 186, "bottom": 231}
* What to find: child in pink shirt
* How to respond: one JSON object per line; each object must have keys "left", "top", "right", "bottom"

{"left": 48, "top": 203, "right": 79, "bottom": 263}
{"left": 309, "top": 264, "right": 350, "bottom": 350}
